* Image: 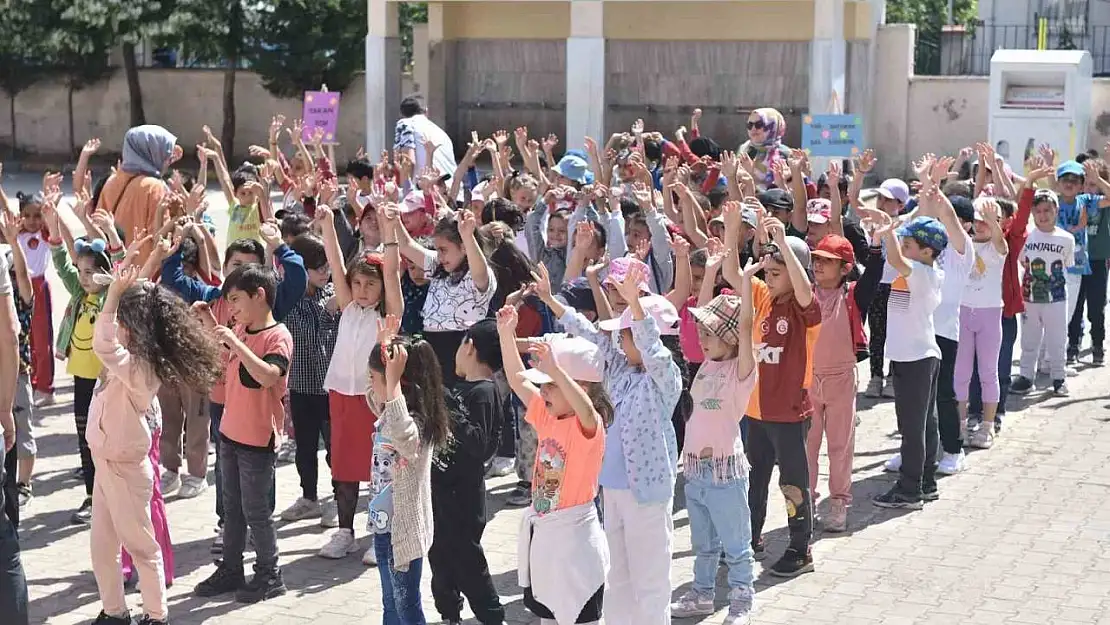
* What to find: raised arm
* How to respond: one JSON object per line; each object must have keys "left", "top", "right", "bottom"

{"left": 202, "top": 126, "right": 236, "bottom": 206}
{"left": 496, "top": 305, "right": 539, "bottom": 405}
{"left": 665, "top": 235, "right": 691, "bottom": 310}
{"left": 458, "top": 209, "right": 492, "bottom": 293}
{"left": 980, "top": 199, "right": 1008, "bottom": 257}
{"left": 848, "top": 149, "right": 875, "bottom": 209}
{"left": 0, "top": 212, "right": 32, "bottom": 306}
{"left": 765, "top": 215, "right": 813, "bottom": 307}
{"left": 530, "top": 340, "right": 599, "bottom": 434}
{"left": 315, "top": 205, "right": 353, "bottom": 309}
{"left": 379, "top": 204, "right": 404, "bottom": 318}
{"left": 827, "top": 161, "right": 845, "bottom": 236}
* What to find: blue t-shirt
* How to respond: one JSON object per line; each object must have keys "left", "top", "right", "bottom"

{"left": 1058, "top": 194, "right": 1098, "bottom": 275}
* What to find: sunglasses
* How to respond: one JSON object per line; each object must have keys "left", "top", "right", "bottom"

{"left": 747, "top": 121, "right": 766, "bottom": 131}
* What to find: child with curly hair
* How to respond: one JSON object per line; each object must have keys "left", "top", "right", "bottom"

{"left": 87, "top": 264, "right": 223, "bottom": 625}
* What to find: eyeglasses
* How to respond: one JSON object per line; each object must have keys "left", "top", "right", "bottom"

{"left": 747, "top": 121, "right": 766, "bottom": 131}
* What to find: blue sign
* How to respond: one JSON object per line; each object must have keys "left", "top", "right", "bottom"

{"left": 801, "top": 114, "right": 864, "bottom": 158}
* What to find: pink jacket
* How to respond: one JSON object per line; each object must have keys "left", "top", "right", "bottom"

{"left": 86, "top": 311, "right": 162, "bottom": 463}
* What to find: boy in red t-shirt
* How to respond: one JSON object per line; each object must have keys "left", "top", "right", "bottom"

{"left": 723, "top": 201, "right": 821, "bottom": 579}
{"left": 194, "top": 264, "right": 293, "bottom": 605}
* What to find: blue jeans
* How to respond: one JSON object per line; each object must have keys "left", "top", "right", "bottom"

{"left": 969, "top": 314, "right": 1018, "bottom": 419}
{"left": 0, "top": 445, "right": 28, "bottom": 625}
{"left": 684, "top": 469, "right": 755, "bottom": 594}
{"left": 375, "top": 532, "right": 427, "bottom": 625}
{"left": 219, "top": 436, "right": 279, "bottom": 574}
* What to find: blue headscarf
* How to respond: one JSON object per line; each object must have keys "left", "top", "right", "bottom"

{"left": 121, "top": 125, "right": 177, "bottom": 177}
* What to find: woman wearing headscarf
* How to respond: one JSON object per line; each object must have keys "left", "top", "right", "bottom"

{"left": 95, "top": 125, "right": 182, "bottom": 264}
{"left": 737, "top": 108, "right": 792, "bottom": 190}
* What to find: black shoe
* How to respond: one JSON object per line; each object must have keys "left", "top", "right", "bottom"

{"left": 872, "top": 486, "right": 924, "bottom": 510}
{"left": 71, "top": 497, "right": 93, "bottom": 525}
{"left": 136, "top": 616, "right": 167, "bottom": 625}
{"left": 769, "top": 547, "right": 814, "bottom": 578}
{"left": 994, "top": 415, "right": 1003, "bottom": 434}
{"left": 752, "top": 537, "right": 767, "bottom": 561}
{"left": 1066, "top": 346, "right": 1079, "bottom": 365}
{"left": 1094, "top": 350, "right": 1105, "bottom": 367}
{"left": 16, "top": 482, "right": 32, "bottom": 507}
{"left": 1053, "top": 379, "right": 1070, "bottom": 397}
{"left": 194, "top": 564, "right": 245, "bottom": 597}
{"left": 921, "top": 487, "right": 939, "bottom": 503}
{"left": 92, "top": 610, "right": 132, "bottom": 625}
{"left": 71, "top": 467, "right": 85, "bottom": 482}
{"left": 236, "top": 569, "right": 287, "bottom": 603}
{"left": 1009, "top": 376, "right": 1034, "bottom": 395}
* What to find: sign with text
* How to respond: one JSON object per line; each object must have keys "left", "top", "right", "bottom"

{"left": 302, "top": 91, "right": 341, "bottom": 143}
{"left": 801, "top": 114, "right": 863, "bottom": 158}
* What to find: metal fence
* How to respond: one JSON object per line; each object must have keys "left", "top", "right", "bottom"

{"left": 916, "top": 23, "right": 1110, "bottom": 76}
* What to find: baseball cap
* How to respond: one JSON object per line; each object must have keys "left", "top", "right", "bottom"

{"left": 598, "top": 294, "right": 681, "bottom": 335}
{"left": 1057, "top": 160, "right": 1084, "bottom": 179}
{"left": 1033, "top": 188, "right": 1060, "bottom": 206}
{"left": 897, "top": 216, "right": 948, "bottom": 253}
{"left": 758, "top": 188, "right": 794, "bottom": 213}
{"left": 552, "top": 154, "right": 590, "bottom": 185}
{"left": 602, "top": 257, "right": 651, "bottom": 293}
{"left": 811, "top": 234, "right": 855, "bottom": 266}
{"left": 877, "top": 179, "right": 911, "bottom": 205}
{"left": 806, "top": 198, "right": 833, "bottom": 224}
{"left": 689, "top": 294, "right": 745, "bottom": 346}
{"left": 400, "top": 189, "right": 427, "bottom": 214}
{"left": 765, "top": 235, "right": 812, "bottom": 269}
{"left": 520, "top": 336, "right": 603, "bottom": 385}
{"left": 556, "top": 278, "right": 596, "bottom": 313}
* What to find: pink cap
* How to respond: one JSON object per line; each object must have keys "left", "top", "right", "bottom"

{"left": 598, "top": 294, "right": 681, "bottom": 335}
{"left": 603, "top": 257, "right": 651, "bottom": 293}
{"left": 520, "top": 336, "right": 603, "bottom": 385}
{"left": 401, "top": 189, "right": 427, "bottom": 214}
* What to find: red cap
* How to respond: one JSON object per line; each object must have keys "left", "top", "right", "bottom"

{"left": 811, "top": 234, "right": 855, "bottom": 265}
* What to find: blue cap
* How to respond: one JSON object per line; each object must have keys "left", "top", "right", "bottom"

{"left": 1057, "top": 160, "right": 1084, "bottom": 178}
{"left": 553, "top": 154, "right": 590, "bottom": 185}
{"left": 896, "top": 216, "right": 948, "bottom": 253}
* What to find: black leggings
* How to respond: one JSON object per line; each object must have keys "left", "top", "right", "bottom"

{"left": 74, "top": 376, "right": 97, "bottom": 497}
{"left": 335, "top": 481, "right": 359, "bottom": 532}
{"left": 289, "top": 392, "right": 332, "bottom": 502}
{"left": 868, "top": 285, "right": 891, "bottom": 379}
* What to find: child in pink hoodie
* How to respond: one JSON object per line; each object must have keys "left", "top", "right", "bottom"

{"left": 86, "top": 264, "right": 224, "bottom": 625}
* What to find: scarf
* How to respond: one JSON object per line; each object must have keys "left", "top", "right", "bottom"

{"left": 121, "top": 125, "right": 177, "bottom": 177}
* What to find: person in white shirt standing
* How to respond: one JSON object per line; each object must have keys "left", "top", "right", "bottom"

{"left": 1011, "top": 189, "right": 1076, "bottom": 397}
{"left": 394, "top": 94, "right": 457, "bottom": 186}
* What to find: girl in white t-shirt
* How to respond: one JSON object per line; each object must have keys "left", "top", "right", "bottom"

{"left": 953, "top": 198, "right": 1008, "bottom": 450}
{"left": 15, "top": 192, "right": 55, "bottom": 405}
{"left": 314, "top": 202, "right": 402, "bottom": 564}
{"left": 396, "top": 209, "right": 497, "bottom": 386}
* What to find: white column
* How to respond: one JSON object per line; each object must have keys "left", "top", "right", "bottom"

{"left": 566, "top": 0, "right": 605, "bottom": 150}
{"left": 809, "top": 0, "right": 846, "bottom": 116}
{"left": 366, "top": 0, "right": 398, "bottom": 153}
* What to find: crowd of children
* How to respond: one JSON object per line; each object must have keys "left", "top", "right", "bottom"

{"left": 3, "top": 102, "right": 1110, "bottom": 625}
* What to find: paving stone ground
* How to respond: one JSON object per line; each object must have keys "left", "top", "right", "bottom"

{"left": 8, "top": 176, "right": 1110, "bottom": 624}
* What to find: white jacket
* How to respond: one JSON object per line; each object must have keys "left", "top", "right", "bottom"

{"left": 518, "top": 501, "right": 609, "bottom": 624}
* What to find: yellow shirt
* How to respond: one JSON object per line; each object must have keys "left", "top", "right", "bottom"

{"left": 227, "top": 202, "right": 262, "bottom": 244}
{"left": 67, "top": 293, "right": 103, "bottom": 380}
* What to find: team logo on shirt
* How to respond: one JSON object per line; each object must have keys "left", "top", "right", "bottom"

{"left": 775, "top": 318, "right": 789, "bottom": 335}
{"left": 755, "top": 343, "right": 784, "bottom": 364}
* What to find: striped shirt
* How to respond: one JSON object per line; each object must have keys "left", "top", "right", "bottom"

{"left": 285, "top": 282, "right": 340, "bottom": 395}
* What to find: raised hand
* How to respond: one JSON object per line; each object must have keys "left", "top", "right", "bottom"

{"left": 528, "top": 341, "right": 558, "bottom": 376}
{"left": 496, "top": 304, "right": 519, "bottom": 333}
{"left": 81, "top": 138, "right": 101, "bottom": 157}
{"left": 857, "top": 148, "right": 877, "bottom": 174}
{"left": 614, "top": 259, "right": 648, "bottom": 303}
{"left": 531, "top": 262, "right": 554, "bottom": 301}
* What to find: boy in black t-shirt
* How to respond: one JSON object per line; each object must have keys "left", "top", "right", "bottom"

{"left": 429, "top": 319, "right": 505, "bottom": 625}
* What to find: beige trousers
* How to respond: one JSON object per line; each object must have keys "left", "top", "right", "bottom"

{"left": 158, "top": 384, "right": 209, "bottom": 478}
{"left": 91, "top": 457, "right": 166, "bottom": 620}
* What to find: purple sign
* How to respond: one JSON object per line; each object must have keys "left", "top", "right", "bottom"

{"left": 302, "top": 91, "right": 341, "bottom": 143}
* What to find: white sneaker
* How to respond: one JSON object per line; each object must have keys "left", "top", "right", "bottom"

{"left": 883, "top": 453, "right": 902, "bottom": 473}
{"left": 281, "top": 497, "right": 322, "bottom": 522}
{"left": 318, "top": 529, "right": 358, "bottom": 559}
{"left": 177, "top": 475, "right": 208, "bottom": 499}
{"left": 362, "top": 544, "right": 378, "bottom": 566}
{"left": 160, "top": 471, "right": 181, "bottom": 495}
{"left": 320, "top": 500, "right": 339, "bottom": 528}
{"left": 1065, "top": 365, "right": 1079, "bottom": 378}
{"left": 486, "top": 456, "right": 515, "bottom": 478}
{"left": 969, "top": 427, "right": 994, "bottom": 450}
{"left": 276, "top": 439, "right": 297, "bottom": 465}
{"left": 723, "top": 587, "right": 754, "bottom": 625}
{"left": 670, "top": 589, "right": 714, "bottom": 617}
{"left": 936, "top": 451, "right": 966, "bottom": 475}
{"left": 33, "top": 390, "right": 55, "bottom": 407}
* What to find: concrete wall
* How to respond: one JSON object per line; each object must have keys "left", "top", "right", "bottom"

{"left": 0, "top": 69, "right": 412, "bottom": 162}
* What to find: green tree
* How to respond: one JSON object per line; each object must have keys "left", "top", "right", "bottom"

{"left": 249, "top": 0, "right": 367, "bottom": 98}
{"left": 52, "top": 0, "right": 179, "bottom": 128}
{"left": 399, "top": 2, "right": 427, "bottom": 73}
{"left": 164, "top": 0, "right": 267, "bottom": 159}
{"left": 45, "top": 0, "right": 116, "bottom": 154}
{"left": 0, "top": 0, "right": 54, "bottom": 157}
{"left": 887, "top": 0, "right": 978, "bottom": 74}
